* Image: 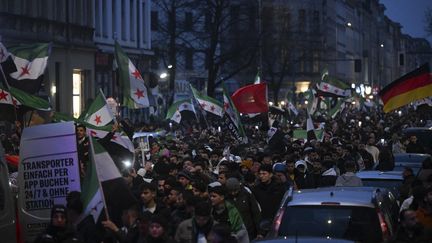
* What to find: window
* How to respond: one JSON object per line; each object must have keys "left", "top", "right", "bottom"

{"left": 151, "top": 11, "right": 158, "bottom": 31}
{"left": 298, "top": 9, "right": 306, "bottom": 30}
{"left": 185, "top": 12, "right": 193, "bottom": 31}
{"left": 185, "top": 48, "right": 194, "bottom": 70}
{"left": 72, "top": 70, "right": 83, "bottom": 118}
{"left": 312, "top": 10, "right": 320, "bottom": 32}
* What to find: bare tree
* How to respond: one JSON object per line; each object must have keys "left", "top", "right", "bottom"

{"left": 196, "top": 0, "right": 259, "bottom": 96}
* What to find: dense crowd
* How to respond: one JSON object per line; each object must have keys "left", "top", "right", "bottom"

{"left": 2, "top": 105, "right": 432, "bottom": 243}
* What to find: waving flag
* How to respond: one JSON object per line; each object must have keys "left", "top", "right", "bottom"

{"left": 81, "top": 137, "right": 137, "bottom": 223}
{"left": 190, "top": 86, "right": 223, "bottom": 117}
{"left": 222, "top": 84, "right": 248, "bottom": 144}
{"left": 165, "top": 99, "right": 196, "bottom": 123}
{"left": 231, "top": 83, "right": 268, "bottom": 113}
{"left": 1, "top": 42, "right": 51, "bottom": 94}
{"left": 114, "top": 42, "right": 150, "bottom": 109}
{"left": 82, "top": 92, "right": 114, "bottom": 127}
{"left": 316, "top": 82, "right": 351, "bottom": 97}
{"left": 379, "top": 64, "right": 432, "bottom": 113}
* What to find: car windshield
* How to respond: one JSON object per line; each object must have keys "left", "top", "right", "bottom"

{"left": 278, "top": 206, "right": 382, "bottom": 242}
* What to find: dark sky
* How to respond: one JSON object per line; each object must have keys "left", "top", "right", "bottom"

{"left": 381, "top": 0, "right": 432, "bottom": 43}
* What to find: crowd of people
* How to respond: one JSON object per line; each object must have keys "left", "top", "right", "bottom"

{"left": 2, "top": 105, "right": 432, "bottom": 243}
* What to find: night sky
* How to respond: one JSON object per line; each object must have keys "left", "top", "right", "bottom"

{"left": 381, "top": 0, "right": 432, "bottom": 43}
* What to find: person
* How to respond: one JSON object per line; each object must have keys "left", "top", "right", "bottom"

{"left": 294, "top": 160, "right": 315, "bottom": 189}
{"left": 225, "top": 177, "right": 261, "bottom": 240}
{"left": 391, "top": 209, "right": 432, "bottom": 243}
{"left": 66, "top": 191, "right": 102, "bottom": 243}
{"left": 364, "top": 135, "right": 380, "bottom": 166}
{"left": 335, "top": 161, "right": 363, "bottom": 187}
{"left": 34, "top": 205, "right": 82, "bottom": 243}
{"left": 76, "top": 124, "right": 89, "bottom": 179}
{"left": 139, "top": 182, "right": 169, "bottom": 217}
{"left": 208, "top": 224, "right": 238, "bottom": 243}
{"left": 175, "top": 201, "right": 215, "bottom": 243}
{"left": 208, "top": 184, "right": 249, "bottom": 243}
{"left": 101, "top": 204, "right": 141, "bottom": 243}
{"left": 416, "top": 187, "right": 432, "bottom": 230}
{"left": 406, "top": 135, "right": 425, "bottom": 154}
{"left": 252, "top": 164, "right": 285, "bottom": 228}
{"left": 145, "top": 215, "right": 176, "bottom": 243}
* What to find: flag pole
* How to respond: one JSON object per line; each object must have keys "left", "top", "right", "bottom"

{"left": 88, "top": 135, "right": 111, "bottom": 221}
{"left": 189, "top": 84, "right": 210, "bottom": 128}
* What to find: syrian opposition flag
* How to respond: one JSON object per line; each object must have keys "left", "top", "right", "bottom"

{"left": 81, "top": 137, "right": 137, "bottom": 223}
{"left": 306, "top": 111, "right": 317, "bottom": 141}
{"left": 80, "top": 91, "right": 134, "bottom": 153}
{"left": 2, "top": 42, "right": 51, "bottom": 94}
{"left": 328, "top": 98, "right": 345, "bottom": 119}
{"left": 165, "top": 99, "right": 196, "bottom": 123}
{"left": 114, "top": 42, "right": 150, "bottom": 109}
{"left": 222, "top": 84, "right": 248, "bottom": 144}
{"left": 316, "top": 82, "right": 351, "bottom": 97}
{"left": 231, "top": 83, "right": 268, "bottom": 114}
{"left": 288, "top": 102, "right": 298, "bottom": 116}
{"left": 306, "top": 88, "right": 318, "bottom": 114}
{"left": 190, "top": 85, "right": 223, "bottom": 117}
{"left": 82, "top": 92, "right": 114, "bottom": 127}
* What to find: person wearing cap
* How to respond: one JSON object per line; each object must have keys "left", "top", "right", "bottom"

{"left": 225, "top": 177, "right": 261, "bottom": 240}
{"left": 34, "top": 204, "right": 83, "bottom": 243}
{"left": 294, "top": 160, "right": 315, "bottom": 189}
{"left": 175, "top": 201, "right": 215, "bottom": 243}
{"left": 177, "top": 170, "right": 193, "bottom": 190}
{"left": 208, "top": 184, "right": 249, "bottom": 243}
{"left": 252, "top": 164, "right": 285, "bottom": 237}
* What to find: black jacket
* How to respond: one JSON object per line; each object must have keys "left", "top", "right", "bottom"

{"left": 252, "top": 178, "right": 285, "bottom": 221}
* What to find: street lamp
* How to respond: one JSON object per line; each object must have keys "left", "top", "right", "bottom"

{"left": 167, "top": 65, "right": 173, "bottom": 69}
{"left": 380, "top": 44, "right": 384, "bottom": 48}
{"left": 280, "top": 101, "right": 286, "bottom": 106}
{"left": 346, "top": 22, "right": 352, "bottom": 27}
{"left": 160, "top": 72, "right": 168, "bottom": 79}
{"left": 269, "top": 101, "right": 274, "bottom": 106}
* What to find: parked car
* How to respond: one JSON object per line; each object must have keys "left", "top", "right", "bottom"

{"left": 255, "top": 237, "right": 354, "bottom": 243}
{"left": 356, "top": 171, "right": 403, "bottom": 199}
{"left": 393, "top": 153, "right": 431, "bottom": 174}
{"left": 266, "top": 187, "right": 399, "bottom": 243}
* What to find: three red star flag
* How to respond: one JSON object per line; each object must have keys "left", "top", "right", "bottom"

{"left": 379, "top": 64, "right": 432, "bottom": 113}
{"left": 231, "top": 83, "right": 268, "bottom": 113}
{"left": 114, "top": 42, "right": 150, "bottom": 109}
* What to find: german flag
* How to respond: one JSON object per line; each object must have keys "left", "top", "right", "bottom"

{"left": 379, "top": 64, "right": 432, "bottom": 113}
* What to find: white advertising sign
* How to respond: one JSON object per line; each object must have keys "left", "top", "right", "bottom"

{"left": 18, "top": 122, "right": 80, "bottom": 242}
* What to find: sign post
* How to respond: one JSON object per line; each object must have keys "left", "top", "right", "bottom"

{"left": 18, "top": 122, "right": 80, "bottom": 242}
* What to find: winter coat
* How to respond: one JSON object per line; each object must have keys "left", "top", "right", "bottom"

{"left": 335, "top": 172, "right": 363, "bottom": 187}
{"left": 252, "top": 179, "right": 286, "bottom": 221}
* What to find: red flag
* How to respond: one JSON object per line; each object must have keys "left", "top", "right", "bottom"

{"left": 231, "top": 83, "right": 268, "bottom": 113}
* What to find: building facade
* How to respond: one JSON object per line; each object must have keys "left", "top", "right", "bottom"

{"left": 0, "top": 0, "right": 153, "bottom": 118}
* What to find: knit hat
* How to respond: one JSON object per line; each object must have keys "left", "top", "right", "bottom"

{"left": 273, "top": 163, "right": 287, "bottom": 173}
{"left": 240, "top": 159, "right": 253, "bottom": 169}
{"left": 177, "top": 170, "right": 192, "bottom": 181}
{"left": 225, "top": 178, "right": 241, "bottom": 192}
{"left": 149, "top": 215, "right": 168, "bottom": 229}
{"left": 51, "top": 204, "right": 67, "bottom": 218}
{"left": 295, "top": 160, "right": 307, "bottom": 170}
{"left": 208, "top": 184, "right": 226, "bottom": 196}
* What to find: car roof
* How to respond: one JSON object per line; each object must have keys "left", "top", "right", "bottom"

{"left": 356, "top": 170, "right": 403, "bottom": 180}
{"left": 257, "top": 237, "right": 354, "bottom": 243}
{"left": 394, "top": 153, "right": 431, "bottom": 162}
{"left": 403, "top": 127, "right": 432, "bottom": 132}
{"left": 287, "top": 187, "right": 379, "bottom": 207}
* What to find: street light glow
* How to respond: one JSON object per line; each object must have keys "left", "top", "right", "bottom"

{"left": 280, "top": 101, "right": 286, "bottom": 106}
{"left": 347, "top": 22, "right": 352, "bottom": 27}
{"left": 160, "top": 72, "right": 168, "bottom": 79}
{"left": 167, "top": 65, "right": 173, "bottom": 69}
{"left": 380, "top": 44, "right": 384, "bottom": 48}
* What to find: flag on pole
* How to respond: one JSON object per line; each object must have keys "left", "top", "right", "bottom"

{"left": 379, "top": 64, "right": 432, "bottom": 113}
{"left": 306, "top": 111, "right": 317, "bottom": 141}
{"left": 1, "top": 42, "right": 51, "bottom": 94}
{"left": 328, "top": 98, "right": 345, "bottom": 118}
{"left": 316, "top": 82, "right": 351, "bottom": 97}
{"left": 82, "top": 92, "right": 115, "bottom": 127}
{"left": 9, "top": 87, "right": 50, "bottom": 111}
{"left": 114, "top": 42, "right": 150, "bottom": 109}
{"left": 81, "top": 137, "right": 137, "bottom": 223}
{"left": 288, "top": 102, "right": 298, "bottom": 116}
{"left": 165, "top": 99, "right": 195, "bottom": 123}
{"left": 306, "top": 89, "right": 318, "bottom": 114}
{"left": 190, "top": 86, "right": 223, "bottom": 117}
{"left": 231, "top": 83, "right": 268, "bottom": 113}
{"left": 222, "top": 84, "right": 248, "bottom": 144}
